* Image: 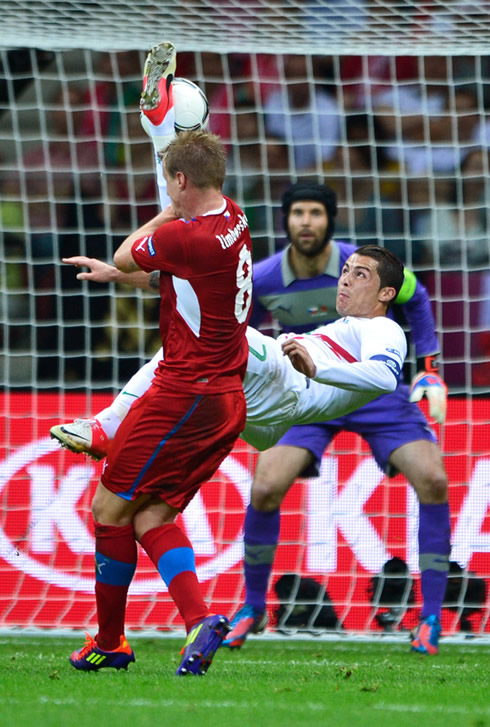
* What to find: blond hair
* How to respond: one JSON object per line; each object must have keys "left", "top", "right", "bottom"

{"left": 161, "top": 130, "right": 226, "bottom": 189}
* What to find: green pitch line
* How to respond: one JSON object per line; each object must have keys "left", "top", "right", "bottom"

{"left": 0, "top": 637, "right": 489, "bottom": 727}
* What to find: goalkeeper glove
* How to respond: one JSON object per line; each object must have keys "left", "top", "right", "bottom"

{"left": 409, "top": 355, "right": 448, "bottom": 424}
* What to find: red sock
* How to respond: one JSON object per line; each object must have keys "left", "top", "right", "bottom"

{"left": 140, "top": 524, "right": 208, "bottom": 632}
{"left": 94, "top": 521, "right": 137, "bottom": 650}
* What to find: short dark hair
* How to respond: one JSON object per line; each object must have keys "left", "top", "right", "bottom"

{"left": 281, "top": 182, "right": 338, "bottom": 242}
{"left": 355, "top": 245, "right": 405, "bottom": 302}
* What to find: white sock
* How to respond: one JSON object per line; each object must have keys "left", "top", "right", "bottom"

{"left": 95, "top": 348, "right": 163, "bottom": 438}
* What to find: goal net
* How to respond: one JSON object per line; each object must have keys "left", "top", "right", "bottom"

{"left": 0, "top": 0, "right": 489, "bottom": 638}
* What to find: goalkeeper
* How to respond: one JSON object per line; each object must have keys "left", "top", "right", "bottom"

{"left": 223, "top": 182, "right": 449, "bottom": 657}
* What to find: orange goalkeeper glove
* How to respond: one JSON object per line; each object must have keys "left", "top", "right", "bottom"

{"left": 409, "top": 355, "right": 448, "bottom": 424}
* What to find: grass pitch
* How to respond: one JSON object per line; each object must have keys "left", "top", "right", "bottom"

{"left": 0, "top": 635, "right": 489, "bottom": 727}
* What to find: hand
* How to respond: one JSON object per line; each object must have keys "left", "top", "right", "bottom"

{"left": 281, "top": 337, "right": 317, "bottom": 378}
{"left": 409, "top": 370, "right": 448, "bottom": 424}
{"left": 62, "top": 256, "right": 119, "bottom": 283}
{"left": 159, "top": 203, "right": 179, "bottom": 224}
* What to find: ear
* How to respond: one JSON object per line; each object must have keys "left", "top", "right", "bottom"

{"left": 379, "top": 286, "right": 396, "bottom": 305}
{"left": 176, "top": 171, "right": 187, "bottom": 190}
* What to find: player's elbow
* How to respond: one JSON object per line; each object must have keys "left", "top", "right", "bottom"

{"left": 113, "top": 249, "right": 135, "bottom": 273}
{"left": 383, "top": 373, "right": 398, "bottom": 394}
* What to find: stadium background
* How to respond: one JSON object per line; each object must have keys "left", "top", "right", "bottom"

{"left": 0, "top": 0, "right": 488, "bottom": 637}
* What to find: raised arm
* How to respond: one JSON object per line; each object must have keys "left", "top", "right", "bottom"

{"left": 113, "top": 206, "right": 178, "bottom": 272}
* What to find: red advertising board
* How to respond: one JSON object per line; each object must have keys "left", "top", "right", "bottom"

{"left": 0, "top": 393, "right": 488, "bottom": 634}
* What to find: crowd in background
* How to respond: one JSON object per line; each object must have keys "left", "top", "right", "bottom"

{"left": 0, "top": 48, "right": 488, "bottom": 390}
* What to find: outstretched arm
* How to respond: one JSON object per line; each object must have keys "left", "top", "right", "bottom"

{"left": 62, "top": 256, "right": 160, "bottom": 293}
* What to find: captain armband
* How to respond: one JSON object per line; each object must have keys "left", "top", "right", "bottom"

{"left": 369, "top": 354, "right": 402, "bottom": 381}
{"left": 394, "top": 268, "right": 417, "bottom": 305}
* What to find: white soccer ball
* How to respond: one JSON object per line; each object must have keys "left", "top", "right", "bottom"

{"left": 173, "top": 77, "right": 209, "bottom": 133}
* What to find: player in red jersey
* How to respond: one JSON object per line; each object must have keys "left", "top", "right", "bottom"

{"left": 69, "top": 117, "right": 253, "bottom": 673}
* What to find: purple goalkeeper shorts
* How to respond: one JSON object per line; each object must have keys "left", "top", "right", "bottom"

{"left": 277, "top": 382, "right": 437, "bottom": 478}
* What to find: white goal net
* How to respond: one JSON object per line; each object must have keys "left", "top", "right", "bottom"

{"left": 0, "top": 0, "right": 488, "bottom": 638}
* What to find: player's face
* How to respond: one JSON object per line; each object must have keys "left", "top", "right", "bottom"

{"left": 288, "top": 201, "right": 329, "bottom": 257}
{"left": 336, "top": 253, "right": 387, "bottom": 318}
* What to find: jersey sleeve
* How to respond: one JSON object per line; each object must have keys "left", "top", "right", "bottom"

{"left": 296, "top": 318, "right": 407, "bottom": 393}
{"left": 131, "top": 220, "right": 191, "bottom": 275}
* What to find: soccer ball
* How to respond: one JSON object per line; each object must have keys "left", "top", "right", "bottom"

{"left": 173, "top": 77, "right": 209, "bottom": 133}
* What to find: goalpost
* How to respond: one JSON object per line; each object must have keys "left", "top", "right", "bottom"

{"left": 0, "top": 0, "right": 489, "bottom": 638}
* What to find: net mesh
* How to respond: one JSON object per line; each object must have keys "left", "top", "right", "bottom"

{"left": 0, "top": 2, "right": 489, "bottom": 637}
{"left": 2, "top": 0, "right": 490, "bottom": 55}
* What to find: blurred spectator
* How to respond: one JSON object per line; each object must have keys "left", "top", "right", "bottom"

{"left": 264, "top": 54, "right": 340, "bottom": 171}
{"left": 473, "top": 270, "right": 490, "bottom": 388}
{"left": 329, "top": 142, "right": 405, "bottom": 257}
{"left": 207, "top": 53, "right": 280, "bottom": 144}
{"left": 372, "top": 61, "right": 483, "bottom": 177}
{"left": 79, "top": 50, "right": 142, "bottom": 167}
{"left": 0, "top": 169, "right": 29, "bottom": 358}
{"left": 23, "top": 85, "right": 99, "bottom": 248}
{"left": 21, "top": 83, "right": 117, "bottom": 383}
{"left": 224, "top": 106, "right": 290, "bottom": 259}
{"left": 396, "top": 84, "right": 480, "bottom": 176}
{"left": 325, "top": 113, "right": 406, "bottom": 260}
{"left": 341, "top": 55, "right": 419, "bottom": 110}
{"left": 413, "top": 148, "right": 490, "bottom": 269}
{"left": 108, "top": 109, "right": 159, "bottom": 231}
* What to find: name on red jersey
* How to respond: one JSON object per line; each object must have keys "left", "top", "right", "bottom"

{"left": 216, "top": 213, "right": 249, "bottom": 250}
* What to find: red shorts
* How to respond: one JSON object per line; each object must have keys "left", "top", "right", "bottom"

{"left": 101, "top": 385, "right": 246, "bottom": 511}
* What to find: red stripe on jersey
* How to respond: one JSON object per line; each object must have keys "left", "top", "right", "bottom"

{"left": 311, "top": 333, "right": 359, "bottom": 363}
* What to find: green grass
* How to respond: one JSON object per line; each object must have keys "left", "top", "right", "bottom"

{"left": 0, "top": 636, "right": 489, "bottom": 727}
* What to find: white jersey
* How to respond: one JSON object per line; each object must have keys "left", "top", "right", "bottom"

{"left": 134, "top": 317, "right": 406, "bottom": 452}
{"left": 242, "top": 316, "right": 406, "bottom": 450}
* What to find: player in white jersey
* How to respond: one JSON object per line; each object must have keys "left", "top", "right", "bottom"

{"left": 243, "top": 314, "right": 405, "bottom": 450}
{"left": 52, "top": 246, "right": 406, "bottom": 457}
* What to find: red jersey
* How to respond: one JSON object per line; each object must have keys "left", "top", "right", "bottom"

{"left": 132, "top": 195, "right": 253, "bottom": 394}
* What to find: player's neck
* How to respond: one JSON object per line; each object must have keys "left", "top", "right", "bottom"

{"left": 289, "top": 242, "right": 332, "bottom": 279}
{"left": 180, "top": 189, "right": 225, "bottom": 220}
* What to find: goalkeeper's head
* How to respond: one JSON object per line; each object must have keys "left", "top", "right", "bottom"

{"left": 282, "top": 181, "right": 338, "bottom": 254}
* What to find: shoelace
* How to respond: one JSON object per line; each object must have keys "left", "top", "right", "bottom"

{"left": 76, "top": 631, "right": 96, "bottom": 658}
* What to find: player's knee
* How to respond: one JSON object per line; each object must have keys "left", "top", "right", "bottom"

{"left": 427, "top": 469, "right": 448, "bottom": 502}
{"left": 415, "top": 467, "right": 448, "bottom": 504}
{"left": 250, "top": 477, "right": 287, "bottom": 511}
